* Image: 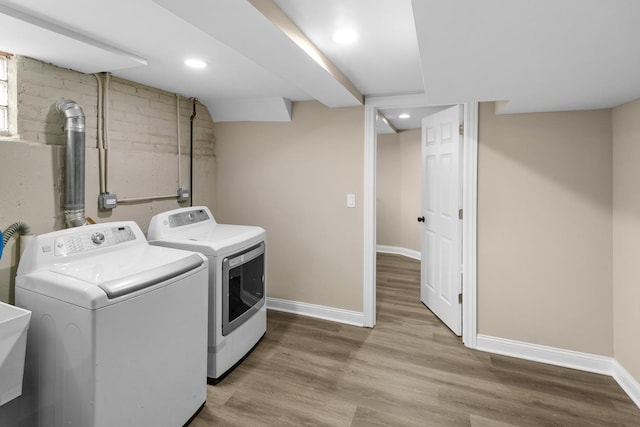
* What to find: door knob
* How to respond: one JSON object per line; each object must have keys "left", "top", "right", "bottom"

{"left": 417, "top": 216, "right": 425, "bottom": 222}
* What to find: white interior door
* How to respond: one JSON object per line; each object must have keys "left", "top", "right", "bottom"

{"left": 420, "top": 105, "right": 463, "bottom": 336}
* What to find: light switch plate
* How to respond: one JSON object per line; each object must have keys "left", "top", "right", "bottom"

{"left": 347, "top": 193, "right": 356, "bottom": 208}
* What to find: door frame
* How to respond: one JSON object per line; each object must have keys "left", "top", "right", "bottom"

{"left": 363, "top": 95, "right": 478, "bottom": 349}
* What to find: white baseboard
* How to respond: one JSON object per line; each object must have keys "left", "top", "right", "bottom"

{"left": 476, "top": 334, "right": 613, "bottom": 375}
{"left": 266, "top": 297, "right": 365, "bottom": 327}
{"left": 376, "top": 245, "right": 421, "bottom": 260}
{"left": 613, "top": 359, "right": 640, "bottom": 409}
{"left": 263, "top": 303, "right": 640, "bottom": 409}
{"left": 476, "top": 334, "right": 640, "bottom": 410}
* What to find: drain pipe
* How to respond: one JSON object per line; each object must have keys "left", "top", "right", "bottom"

{"left": 2, "top": 222, "right": 30, "bottom": 247}
{"left": 56, "top": 99, "right": 87, "bottom": 228}
{"left": 0, "top": 222, "right": 32, "bottom": 262}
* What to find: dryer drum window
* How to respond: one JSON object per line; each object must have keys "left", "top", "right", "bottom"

{"left": 222, "top": 242, "right": 265, "bottom": 336}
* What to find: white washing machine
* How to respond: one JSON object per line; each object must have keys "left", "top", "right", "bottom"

{"left": 15, "top": 222, "right": 208, "bottom": 427}
{"left": 148, "top": 206, "right": 266, "bottom": 383}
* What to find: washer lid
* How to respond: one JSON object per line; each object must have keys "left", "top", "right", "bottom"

{"left": 49, "top": 247, "right": 204, "bottom": 299}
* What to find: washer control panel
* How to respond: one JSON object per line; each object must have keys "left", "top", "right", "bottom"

{"left": 52, "top": 225, "right": 136, "bottom": 256}
{"left": 168, "top": 209, "right": 210, "bottom": 228}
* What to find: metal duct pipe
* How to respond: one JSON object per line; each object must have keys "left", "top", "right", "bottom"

{"left": 56, "top": 99, "right": 87, "bottom": 228}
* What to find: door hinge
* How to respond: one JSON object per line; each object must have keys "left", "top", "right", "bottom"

{"left": 458, "top": 293, "right": 463, "bottom": 304}
{"left": 458, "top": 208, "right": 463, "bottom": 220}
{"left": 459, "top": 123, "right": 464, "bottom": 135}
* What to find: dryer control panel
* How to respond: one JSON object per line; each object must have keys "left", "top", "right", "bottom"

{"left": 52, "top": 225, "right": 136, "bottom": 256}
{"left": 148, "top": 206, "right": 218, "bottom": 239}
{"left": 168, "top": 208, "right": 210, "bottom": 228}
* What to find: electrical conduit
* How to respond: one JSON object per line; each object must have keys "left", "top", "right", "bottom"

{"left": 94, "top": 76, "right": 187, "bottom": 204}
{"left": 94, "top": 73, "right": 106, "bottom": 194}
{"left": 189, "top": 98, "right": 197, "bottom": 206}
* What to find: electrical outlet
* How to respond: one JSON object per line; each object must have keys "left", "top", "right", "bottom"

{"left": 99, "top": 193, "right": 117, "bottom": 210}
{"left": 177, "top": 188, "right": 190, "bottom": 203}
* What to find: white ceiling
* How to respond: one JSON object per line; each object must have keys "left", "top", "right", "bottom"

{"left": 1, "top": 0, "right": 639, "bottom": 126}
{"left": 373, "top": 106, "right": 452, "bottom": 134}
{"left": 412, "top": 0, "right": 640, "bottom": 114}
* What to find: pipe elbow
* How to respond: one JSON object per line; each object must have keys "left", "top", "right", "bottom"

{"left": 56, "top": 98, "right": 85, "bottom": 118}
{"left": 56, "top": 98, "right": 86, "bottom": 131}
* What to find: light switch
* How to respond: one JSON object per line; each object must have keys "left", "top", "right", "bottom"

{"left": 347, "top": 193, "right": 356, "bottom": 208}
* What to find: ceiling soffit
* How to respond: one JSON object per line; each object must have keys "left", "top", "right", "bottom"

{"left": 153, "top": 0, "right": 363, "bottom": 111}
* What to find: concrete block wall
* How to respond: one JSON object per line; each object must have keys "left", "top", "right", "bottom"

{"left": 0, "top": 55, "right": 217, "bottom": 304}
{"left": 16, "top": 57, "right": 98, "bottom": 146}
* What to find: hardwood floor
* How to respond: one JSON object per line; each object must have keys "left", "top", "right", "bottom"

{"left": 191, "top": 253, "right": 640, "bottom": 426}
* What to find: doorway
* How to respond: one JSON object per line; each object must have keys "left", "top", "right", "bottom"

{"left": 363, "top": 95, "right": 478, "bottom": 348}
{"left": 375, "top": 105, "right": 448, "bottom": 261}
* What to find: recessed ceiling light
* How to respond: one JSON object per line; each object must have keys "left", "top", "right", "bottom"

{"left": 398, "top": 113, "right": 411, "bottom": 119}
{"left": 185, "top": 58, "right": 207, "bottom": 69}
{"left": 332, "top": 29, "right": 358, "bottom": 44}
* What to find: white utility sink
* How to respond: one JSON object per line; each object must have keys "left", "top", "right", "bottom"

{"left": 0, "top": 301, "right": 31, "bottom": 406}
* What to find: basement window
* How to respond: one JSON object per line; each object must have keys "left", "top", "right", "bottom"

{"left": 0, "top": 55, "right": 7, "bottom": 133}
{"left": 0, "top": 52, "right": 16, "bottom": 138}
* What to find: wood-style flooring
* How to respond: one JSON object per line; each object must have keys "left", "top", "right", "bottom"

{"left": 191, "top": 253, "right": 640, "bottom": 426}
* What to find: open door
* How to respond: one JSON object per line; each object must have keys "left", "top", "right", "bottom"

{"left": 419, "top": 105, "right": 463, "bottom": 336}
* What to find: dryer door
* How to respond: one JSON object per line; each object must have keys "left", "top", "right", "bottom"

{"left": 222, "top": 242, "right": 265, "bottom": 336}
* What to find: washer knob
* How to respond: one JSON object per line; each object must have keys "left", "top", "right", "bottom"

{"left": 91, "top": 232, "right": 106, "bottom": 245}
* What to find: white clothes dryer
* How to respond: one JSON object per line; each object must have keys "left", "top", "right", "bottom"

{"left": 148, "top": 206, "right": 266, "bottom": 383}
{"left": 15, "top": 222, "right": 208, "bottom": 427}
